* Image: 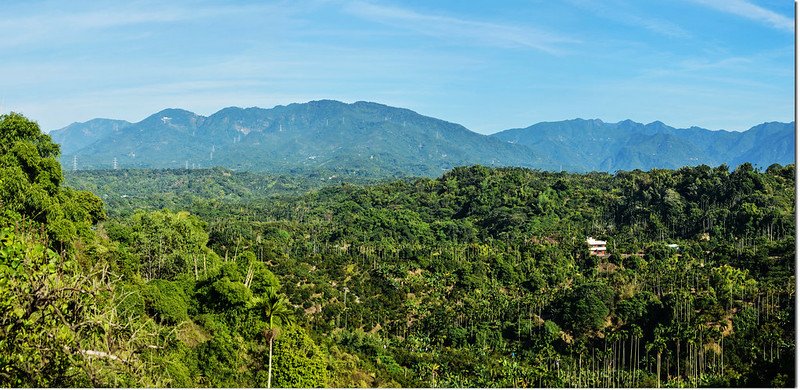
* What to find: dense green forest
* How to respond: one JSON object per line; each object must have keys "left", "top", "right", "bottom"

{"left": 1, "top": 113, "right": 795, "bottom": 387}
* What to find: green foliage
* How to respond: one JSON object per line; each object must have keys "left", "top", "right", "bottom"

{"left": 0, "top": 114, "right": 193, "bottom": 387}
{"left": 0, "top": 227, "right": 167, "bottom": 387}
{"left": 550, "top": 280, "right": 613, "bottom": 337}
{"left": 210, "top": 277, "right": 252, "bottom": 309}
{"left": 0, "top": 113, "right": 59, "bottom": 158}
{"left": 125, "top": 209, "right": 217, "bottom": 280}
{"left": 6, "top": 113, "right": 797, "bottom": 389}
{"left": 194, "top": 314, "right": 241, "bottom": 387}
{"left": 143, "top": 279, "right": 190, "bottom": 325}
{"left": 252, "top": 288, "right": 294, "bottom": 331}
{"left": 0, "top": 113, "right": 104, "bottom": 248}
{"left": 116, "top": 281, "right": 146, "bottom": 318}
{"left": 272, "top": 324, "right": 329, "bottom": 388}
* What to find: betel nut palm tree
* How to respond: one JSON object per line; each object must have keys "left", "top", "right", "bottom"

{"left": 251, "top": 287, "right": 294, "bottom": 388}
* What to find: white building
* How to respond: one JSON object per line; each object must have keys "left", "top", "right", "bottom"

{"left": 586, "top": 237, "right": 607, "bottom": 256}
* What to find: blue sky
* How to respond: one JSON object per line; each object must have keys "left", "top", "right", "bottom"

{"left": 1, "top": 0, "right": 794, "bottom": 134}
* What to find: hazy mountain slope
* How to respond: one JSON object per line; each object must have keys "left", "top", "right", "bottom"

{"left": 71, "top": 109, "right": 210, "bottom": 169}
{"left": 492, "top": 119, "right": 795, "bottom": 172}
{"left": 52, "top": 101, "right": 794, "bottom": 175}
{"left": 727, "top": 122, "right": 796, "bottom": 168}
{"left": 597, "top": 133, "right": 705, "bottom": 171}
{"left": 59, "top": 100, "right": 549, "bottom": 176}
{"left": 210, "top": 100, "right": 552, "bottom": 175}
{"left": 49, "top": 118, "right": 132, "bottom": 155}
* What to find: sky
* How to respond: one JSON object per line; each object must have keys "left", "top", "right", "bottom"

{"left": 0, "top": 0, "right": 794, "bottom": 134}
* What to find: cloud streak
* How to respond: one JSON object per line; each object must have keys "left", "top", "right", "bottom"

{"left": 568, "top": 0, "right": 691, "bottom": 38}
{"left": 343, "top": 1, "right": 579, "bottom": 55}
{"left": 0, "top": 2, "right": 286, "bottom": 48}
{"left": 690, "top": 0, "right": 793, "bottom": 32}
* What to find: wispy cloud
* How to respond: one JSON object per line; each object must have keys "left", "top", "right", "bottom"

{"left": 0, "top": 7, "right": 183, "bottom": 31}
{"left": 689, "top": 0, "right": 793, "bottom": 32}
{"left": 633, "top": 51, "right": 790, "bottom": 92}
{"left": 568, "top": 0, "right": 691, "bottom": 38}
{"left": 342, "top": 1, "right": 579, "bottom": 55}
{"left": 0, "top": 2, "right": 285, "bottom": 48}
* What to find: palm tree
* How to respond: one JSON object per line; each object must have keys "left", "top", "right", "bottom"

{"left": 648, "top": 326, "right": 668, "bottom": 388}
{"left": 251, "top": 287, "right": 294, "bottom": 388}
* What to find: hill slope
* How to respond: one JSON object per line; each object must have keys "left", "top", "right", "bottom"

{"left": 55, "top": 100, "right": 546, "bottom": 176}
{"left": 491, "top": 119, "right": 795, "bottom": 171}
{"left": 50, "top": 100, "right": 795, "bottom": 175}
{"left": 49, "top": 118, "right": 132, "bottom": 155}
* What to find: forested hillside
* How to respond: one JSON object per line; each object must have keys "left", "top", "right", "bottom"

{"left": 51, "top": 100, "right": 794, "bottom": 175}
{"left": 63, "top": 168, "right": 384, "bottom": 217}
{"left": 3, "top": 113, "right": 795, "bottom": 387}
{"left": 492, "top": 119, "right": 795, "bottom": 172}
{"left": 54, "top": 100, "right": 542, "bottom": 176}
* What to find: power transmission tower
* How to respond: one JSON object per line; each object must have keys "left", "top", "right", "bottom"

{"left": 113, "top": 158, "right": 118, "bottom": 170}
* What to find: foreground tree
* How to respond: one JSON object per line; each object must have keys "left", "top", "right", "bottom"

{"left": 272, "top": 324, "right": 329, "bottom": 387}
{"left": 0, "top": 114, "right": 162, "bottom": 386}
{"left": 251, "top": 288, "right": 294, "bottom": 388}
{"left": 0, "top": 113, "right": 104, "bottom": 248}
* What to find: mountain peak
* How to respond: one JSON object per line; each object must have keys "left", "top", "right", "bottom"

{"left": 353, "top": 100, "right": 388, "bottom": 108}
{"left": 150, "top": 108, "right": 198, "bottom": 117}
{"left": 138, "top": 108, "right": 205, "bottom": 133}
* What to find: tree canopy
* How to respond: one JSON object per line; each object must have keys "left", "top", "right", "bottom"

{"left": 1, "top": 113, "right": 795, "bottom": 387}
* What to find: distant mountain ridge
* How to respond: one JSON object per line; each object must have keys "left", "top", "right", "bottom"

{"left": 50, "top": 100, "right": 795, "bottom": 176}
{"left": 49, "top": 118, "right": 132, "bottom": 155}
{"left": 491, "top": 118, "right": 795, "bottom": 172}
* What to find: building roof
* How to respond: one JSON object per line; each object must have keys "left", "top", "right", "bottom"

{"left": 586, "top": 237, "right": 606, "bottom": 246}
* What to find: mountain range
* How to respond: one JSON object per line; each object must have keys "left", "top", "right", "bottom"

{"left": 49, "top": 100, "right": 795, "bottom": 176}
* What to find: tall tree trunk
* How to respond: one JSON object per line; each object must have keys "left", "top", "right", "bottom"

{"left": 657, "top": 351, "right": 661, "bottom": 388}
{"left": 268, "top": 334, "right": 274, "bottom": 388}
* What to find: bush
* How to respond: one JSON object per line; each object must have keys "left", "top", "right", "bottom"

{"left": 272, "top": 325, "right": 328, "bottom": 388}
{"left": 143, "top": 279, "right": 190, "bottom": 325}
